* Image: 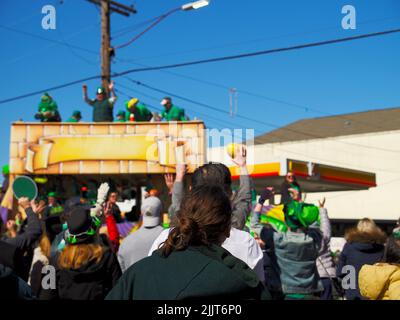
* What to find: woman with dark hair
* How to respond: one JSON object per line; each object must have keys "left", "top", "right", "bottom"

{"left": 280, "top": 172, "right": 302, "bottom": 205}
{"left": 359, "top": 235, "right": 400, "bottom": 300}
{"left": 107, "top": 185, "right": 271, "bottom": 300}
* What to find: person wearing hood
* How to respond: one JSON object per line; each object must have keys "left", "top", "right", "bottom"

{"left": 106, "top": 185, "right": 271, "bottom": 300}
{"left": 359, "top": 234, "right": 400, "bottom": 300}
{"left": 42, "top": 206, "right": 121, "bottom": 300}
{"left": 336, "top": 218, "right": 387, "bottom": 300}
{"left": 34, "top": 92, "right": 61, "bottom": 122}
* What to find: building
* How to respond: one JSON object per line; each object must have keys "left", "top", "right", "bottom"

{"left": 209, "top": 107, "right": 400, "bottom": 235}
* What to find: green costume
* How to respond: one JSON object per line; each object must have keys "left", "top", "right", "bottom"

{"left": 161, "top": 104, "right": 186, "bottom": 121}
{"left": 35, "top": 93, "right": 61, "bottom": 122}
{"left": 125, "top": 98, "right": 152, "bottom": 122}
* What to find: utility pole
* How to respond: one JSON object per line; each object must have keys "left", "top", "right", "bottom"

{"left": 101, "top": 0, "right": 111, "bottom": 91}
{"left": 87, "top": 0, "right": 137, "bottom": 94}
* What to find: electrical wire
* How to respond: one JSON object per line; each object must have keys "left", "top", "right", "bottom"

{"left": 2, "top": 26, "right": 400, "bottom": 107}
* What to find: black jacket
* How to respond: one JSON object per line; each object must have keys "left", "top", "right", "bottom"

{"left": 42, "top": 246, "right": 121, "bottom": 300}
{"left": 0, "top": 264, "right": 33, "bottom": 300}
{"left": 107, "top": 244, "right": 271, "bottom": 300}
{"left": 336, "top": 230, "right": 386, "bottom": 300}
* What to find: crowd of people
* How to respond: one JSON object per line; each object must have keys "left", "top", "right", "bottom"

{"left": 1, "top": 147, "right": 400, "bottom": 300}
{"left": 32, "top": 82, "right": 187, "bottom": 123}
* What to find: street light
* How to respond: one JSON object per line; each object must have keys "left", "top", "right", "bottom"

{"left": 115, "top": 1, "right": 211, "bottom": 50}
{"left": 182, "top": 0, "right": 210, "bottom": 11}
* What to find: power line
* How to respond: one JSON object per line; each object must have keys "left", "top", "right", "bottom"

{"left": 2, "top": 27, "right": 400, "bottom": 104}
{"left": 124, "top": 77, "right": 400, "bottom": 154}
{"left": 113, "top": 27, "right": 400, "bottom": 76}
{"left": 116, "top": 14, "right": 400, "bottom": 64}
{"left": 116, "top": 79, "right": 251, "bottom": 132}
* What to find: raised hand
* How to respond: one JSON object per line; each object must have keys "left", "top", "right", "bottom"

{"left": 318, "top": 197, "right": 326, "bottom": 208}
{"left": 164, "top": 173, "right": 175, "bottom": 194}
{"left": 231, "top": 144, "right": 247, "bottom": 167}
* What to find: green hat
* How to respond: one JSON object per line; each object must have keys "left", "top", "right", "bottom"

{"left": 2, "top": 164, "right": 9, "bottom": 175}
{"left": 41, "top": 92, "right": 51, "bottom": 103}
{"left": 72, "top": 110, "right": 82, "bottom": 118}
{"left": 48, "top": 191, "right": 57, "bottom": 198}
{"left": 96, "top": 87, "right": 106, "bottom": 95}
{"left": 285, "top": 201, "right": 320, "bottom": 229}
{"left": 117, "top": 110, "right": 126, "bottom": 117}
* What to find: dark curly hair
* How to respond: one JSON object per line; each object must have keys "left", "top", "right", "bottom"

{"left": 160, "top": 185, "right": 232, "bottom": 257}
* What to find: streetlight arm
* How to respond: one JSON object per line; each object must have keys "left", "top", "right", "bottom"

{"left": 114, "top": 1, "right": 209, "bottom": 50}
{"left": 114, "top": 7, "right": 180, "bottom": 50}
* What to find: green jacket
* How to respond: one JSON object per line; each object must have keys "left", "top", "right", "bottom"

{"left": 106, "top": 244, "right": 271, "bottom": 300}
{"left": 66, "top": 117, "right": 79, "bottom": 123}
{"left": 126, "top": 103, "right": 152, "bottom": 122}
{"left": 161, "top": 105, "right": 186, "bottom": 121}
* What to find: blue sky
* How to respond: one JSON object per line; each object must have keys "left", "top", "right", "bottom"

{"left": 1, "top": 0, "right": 400, "bottom": 176}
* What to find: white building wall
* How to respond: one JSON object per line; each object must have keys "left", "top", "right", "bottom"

{"left": 208, "top": 130, "right": 400, "bottom": 221}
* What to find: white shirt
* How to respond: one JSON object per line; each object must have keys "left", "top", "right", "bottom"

{"left": 148, "top": 227, "right": 265, "bottom": 283}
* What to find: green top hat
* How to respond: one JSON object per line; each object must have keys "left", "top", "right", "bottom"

{"left": 285, "top": 201, "right": 320, "bottom": 229}
{"left": 47, "top": 191, "right": 57, "bottom": 198}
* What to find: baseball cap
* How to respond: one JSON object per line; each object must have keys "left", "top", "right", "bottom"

{"left": 141, "top": 196, "right": 162, "bottom": 227}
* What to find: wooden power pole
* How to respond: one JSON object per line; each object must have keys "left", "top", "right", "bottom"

{"left": 100, "top": 0, "right": 111, "bottom": 91}
{"left": 87, "top": 0, "right": 136, "bottom": 94}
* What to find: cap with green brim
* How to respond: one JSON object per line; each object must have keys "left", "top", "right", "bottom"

{"left": 72, "top": 110, "right": 82, "bottom": 118}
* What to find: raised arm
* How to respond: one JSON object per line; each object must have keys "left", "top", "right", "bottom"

{"left": 108, "top": 81, "right": 117, "bottom": 105}
{"left": 82, "top": 84, "right": 94, "bottom": 105}
{"left": 167, "top": 164, "right": 186, "bottom": 219}
{"left": 230, "top": 145, "right": 252, "bottom": 230}
{"left": 5, "top": 198, "right": 42, "bottom": 251}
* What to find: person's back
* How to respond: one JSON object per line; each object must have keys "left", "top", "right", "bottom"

{"left": 149, "top": 227, "right": 265, "bottom": 282}
{"left": 273, "top": 228, "right": 322, "bottom": 297}
{"left": 118, "top": 225, "right": 164, "bottom": 272}
{"left": 107, "top": 185, "right": 271, "bottom": 300}
{"left": 359, "top": 235, "right": 400, "bottom": 300}
{"left": 108, "top": 244, "right": 268, "bottom": 300}
{"left": 336, "top": 218, "right": 386, "bottom": 300}
{"left": 118, "top": 195, "right": 164, "bottom": 272}
{"left": 42, "top": 207, "right": 121, "bottom": 300}
{"left": 53, "top": 247, "right": 120, "bottom": 300}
